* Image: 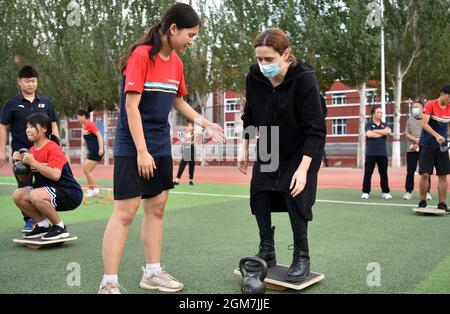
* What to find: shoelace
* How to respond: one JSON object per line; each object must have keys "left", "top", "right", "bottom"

{"left": 101, "top": 281, "right": 128, "bottom": 294}
{"left": 157, "top": 266, "right": 181, "bottom": 284}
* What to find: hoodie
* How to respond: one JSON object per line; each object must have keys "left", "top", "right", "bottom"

{"left": 241, "top": 61, "right": 327, "bottom": 220}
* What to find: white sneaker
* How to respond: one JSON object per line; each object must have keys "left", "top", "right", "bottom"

{"left": 426, "top": 193, "right": 432, "bottom": 200}
{"left": 361, "top": 193, "right": 370, "bottom": 199}
{"left": 139, "top": 266, "right": 184, "bottom": 292}
{"left": 382, "top": 193, "right": 393, "bottom": 200}
{"left": 98, "top": 281, "right": 126, "bottom": 294}
{"left": 86, "top": 188, "right": 100, "bottom": 198}
{"left": 402, "top": 192, "right": 412, "bottom": 200}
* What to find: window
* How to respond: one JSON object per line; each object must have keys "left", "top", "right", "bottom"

{"left": 69, "top": 114, "right": 78, "bottom": 122}
{"left": 178, "top": 130, "right": 185, "bottom": 139}
{"left": 107, "top": 127, "right": 116, "bottom": 139}
{"left": 95, "top": 117, "right": 103, "bottom": 126}
{"left": 70, "top": 129, "right": 82, "bottom": 139}
{"left": 225, "top": 99, "right": 238, "bottom": 112}
{"left": 226, "top": 122, "right": 236, "bottom": 138}
{"left": 332, "top": 119, "right": 347, "bottom": 135}
{"left": 332, "top": 93, "right": 347, "bottom": 106}
{"left": 366, "top": 91, "right": 376, "bottom": 103}
{"left": 108, "top": 111, "right": 118, "bottom": 120}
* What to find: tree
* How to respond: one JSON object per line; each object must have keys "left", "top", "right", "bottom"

{"left": 384, "top": 0, "right": 450, "bottom": 168}
{"left": 322, "top": 0, "right": 380, "bottom": 168}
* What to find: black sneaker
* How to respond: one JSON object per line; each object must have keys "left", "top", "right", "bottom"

{"left": 418, "top": 200, "right": 427, "bottom": 208}
{"left": 24, "top": 225, "right": 50, "bottom": 239}
{"left": 437, "top": 203, "right": 449, "bottom": 212}
{"left": 41, "top": 225, "right": 69, "bottom": 240}
{"left": 173, "top": 181, "right": 179, "bottom": 186}
{"left": 189, "top": 181, "right": 194, "bottom": 186}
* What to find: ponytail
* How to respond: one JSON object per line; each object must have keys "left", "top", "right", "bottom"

{"left": 77, "top": 105, "right": 94, "bottom": 119}
{"left": 49, "top": 134, "right": 60, "bottom": 145}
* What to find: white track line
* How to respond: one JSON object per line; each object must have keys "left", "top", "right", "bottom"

{"left": 0, "top": 182, "right": 419, "bottom": 208}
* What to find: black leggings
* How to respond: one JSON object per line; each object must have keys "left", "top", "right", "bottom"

{"left": 253, "top": 192, "right": 309, "bottom": 252}
{"left": 176, "top": 146, "right": 195, "bottom": 180}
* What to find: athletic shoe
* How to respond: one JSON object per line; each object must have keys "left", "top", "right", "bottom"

{"left": 437, "top": 203, "right": 449, "bottom": 212}
{"left": 361, "top": 193, "right": 369, "bottom": 199}
{"left": 22, "top": 219, "right": 36, "bottom": 233}
{"left": 189, "top": 181, "right": 194, "bottom": 186}
{"left": 402, "top": 192, "right": 412, "bottom": 200}
{"left": 418, "top": 200, "right": 427, "bottom": 208}
{"left": 381, "top": 193, "right": 393, "bottom": 200}
{"left": 86, "top": 188, "right": 100, "bottom": 198}
{"left": 41, "top": 225, "right": 70, "bottom": 240}
{"left": 139, "top": 266, "right": 184, "bottom": 292}
{"left": 23, "top": 225, "right": 50, "bottom": 239}
{"left": 173, "top": 181, "right": 179, "bottom": 186}
{"left": 98, "top": 281, "right": 126, "bottom": 294}
{"left": 426, "top": 193, "right": 433, "bottom": 201}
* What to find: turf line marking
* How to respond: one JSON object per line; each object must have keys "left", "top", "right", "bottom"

{"left": 0, "top": 183, "right": 417, "bottom": 208}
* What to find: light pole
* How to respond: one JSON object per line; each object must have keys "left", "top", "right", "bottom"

{"left": 380, "top": 0, "right": 386, "bottom": 122}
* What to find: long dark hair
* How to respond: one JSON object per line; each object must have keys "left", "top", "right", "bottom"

{"left": 27, "top": 113, "right": 60, "bottom": 145}
{"left": 119, "top": 3, "right": 201, "bottom": 72}
{"left": 77, "top": 106, "right": 94, "bottom": 119}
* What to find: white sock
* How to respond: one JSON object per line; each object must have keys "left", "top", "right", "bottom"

{"left": 57, "top": 221, "right": 65, "bottom": 228}
{"left": 37, "top": 220, "right": 49, "bottom": 228}
{"left": 145, "top": 263, "right": 161, "bottom": 276}
{"left": 102, "top": 274, "right": 118, "bottom": 284}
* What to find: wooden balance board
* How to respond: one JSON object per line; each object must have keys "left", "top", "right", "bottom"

{"left": 13, "top": 236, "right": 78, "bottom": 249}
{"left": 413, "top": 207, "right": 448, "bottom": 216}
{"left": 234, "top": 264, "right": 324, "bottom": 291}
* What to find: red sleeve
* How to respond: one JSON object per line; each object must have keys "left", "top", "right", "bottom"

{"left": 178, "top": 66, "right": 188, "bottom": 97}
{"left": 46, "top": 143, "right": 67, "bottom": 170}
{"left": 124, "top": 50, "right": 148, "bottom": 94}
{"left": 85, "top": 121, "right": 98, "bottom": 134}
{"left": 423, "top": 101, "right": 434, "bottom": 116}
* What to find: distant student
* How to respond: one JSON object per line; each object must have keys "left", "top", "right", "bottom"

{"left": 76, "top": 107, "right": 104, "bottom": 197}
{"left": 417, "top": 85, "right": 450, "bottom": 211}
{"left": 174, "top": 121, "right": 196, "bottom": 186}
{"left": 12, "top": 113, "right": 82, "bottom": 240}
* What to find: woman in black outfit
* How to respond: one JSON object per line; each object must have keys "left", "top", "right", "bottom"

{"left": 238, "top": 28, "right": 327, "bottom": 282}
{"left": 174, "top": 121, "right": 195, "bottom": 186}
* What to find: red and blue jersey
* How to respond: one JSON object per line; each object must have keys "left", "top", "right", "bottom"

{"left": 30, "top": 141, "right": 83, "bottom": 204}
{"left": 114, "top": 45, "right": 188, "bottom": 157}
{"left": 420, "top": 100, "right": 450, "bottom": 148}
{"left": 83, "top": 121, "right": 100, "bottom": 154}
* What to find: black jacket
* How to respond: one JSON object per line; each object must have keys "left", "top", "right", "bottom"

{"left": 241, "top": 62, "right": 327, "bottom": 220}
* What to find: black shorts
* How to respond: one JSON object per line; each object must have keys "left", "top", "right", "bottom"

{"left": 113, "top": 155, "right": 174, "bottom": 200}
{"left": 87, "top": 152, "right": 103, "bottom": 162}
{"left": 27, "top": 186, "right": 80, "bottom": 211}
{"left": 419, "top": 146, "right": 450, "bottom": 175}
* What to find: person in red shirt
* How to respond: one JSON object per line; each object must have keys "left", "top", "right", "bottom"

{"left": 418, "top": 85, "right": 450, "bottom": 211}
{"left": 98, "top": 3, "right": 223, "bottom": 294}
{"left": 12, "top": 113, "right": 83, "bottom": 240}
{"left": 76, "top": 107, "right": 104, "bottom": 197}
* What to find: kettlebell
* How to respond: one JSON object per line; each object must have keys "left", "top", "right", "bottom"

{"left": 13, "top": 148, "right": 31, "bottom": 175}
{"left": 239, "top": 256, "right": 268, "bottom": 294}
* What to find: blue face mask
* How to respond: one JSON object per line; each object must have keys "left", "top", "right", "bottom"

{"left": 259, "top": 62, "right": 282, "bottom": 78}
{"left": 412, "top": 108, "right": 421, "bottom": 117}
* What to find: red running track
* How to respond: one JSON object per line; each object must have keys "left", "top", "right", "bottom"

{"left": 1, "top": 164, "right": 448, "bottom": 192}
